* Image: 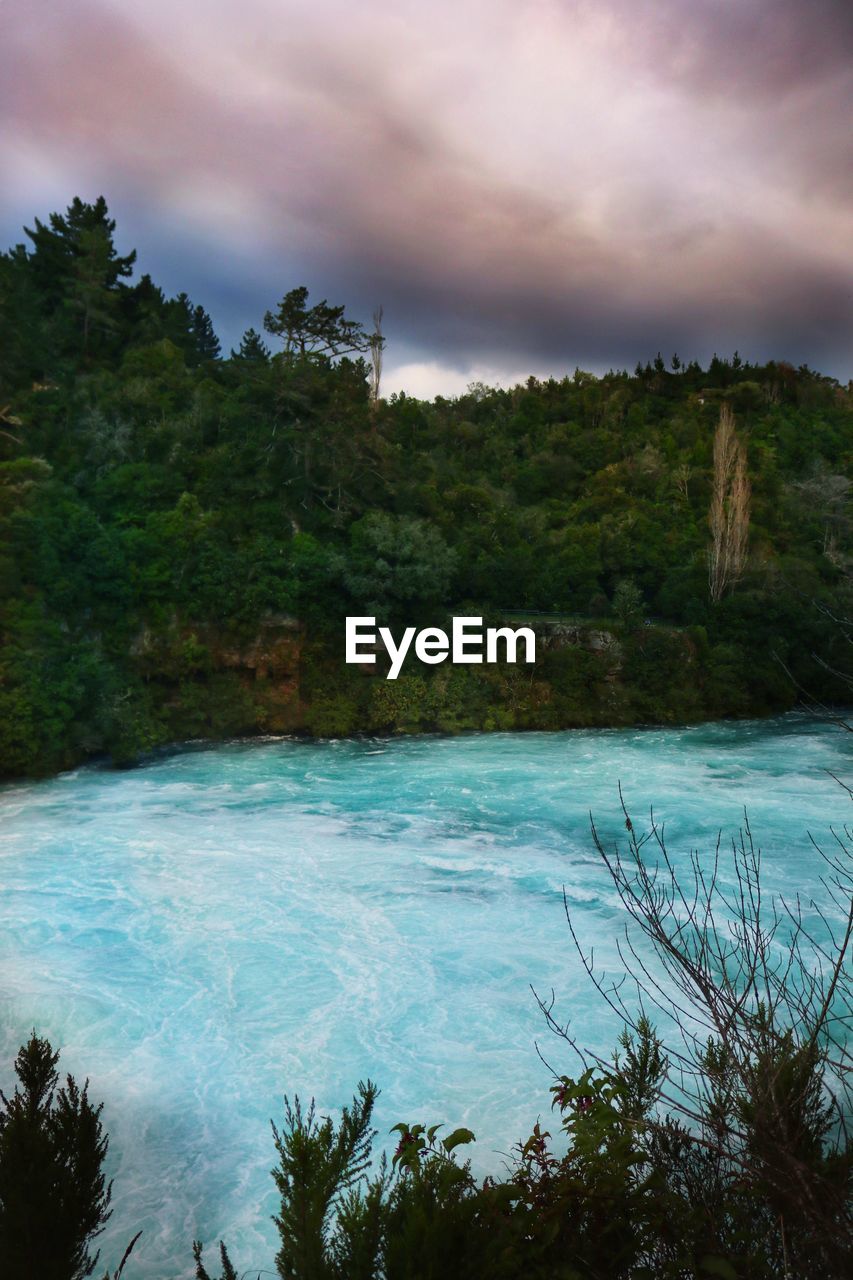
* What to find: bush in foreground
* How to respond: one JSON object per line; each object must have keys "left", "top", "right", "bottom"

{"left": 196, "top": 811, "right": 852, "bottom": 1279}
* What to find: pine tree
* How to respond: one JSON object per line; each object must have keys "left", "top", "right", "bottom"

{"left": 0, "top": 1034, "right": 112, "bottom": 1280}
{"left": 24, "top": 196, "right": 135, "bottom": 309}
{"left": 23, "top": 197, "right": 136, "bottom": 360}
{"left": 122, "top": 273, "right": 170, "bottom": 346}
{"left": 233, "top": 327, "right": 270, "bottom": 363}
{"left": 0, "top": 245, "right": 47, "bottom": 395}
{"left": 264, "top": 286, "right": 368, "bottom": 362}
{"left": 162, "top": 291, "right": 196, "bottom": 356}
{"left": 192, "top": 304, "right": 221, "bottom": 362}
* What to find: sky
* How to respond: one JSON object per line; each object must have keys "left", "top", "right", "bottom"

{"left": 2, "top": 0, "right": 852, "bottom": 396}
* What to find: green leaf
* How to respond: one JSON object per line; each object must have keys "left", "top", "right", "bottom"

{"left": 442, "top": 1127, "right": 475, "bottom": 1153}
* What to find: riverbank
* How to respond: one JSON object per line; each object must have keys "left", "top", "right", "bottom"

{"left": 2, "top": 612, "right": 803, "bottom": 780}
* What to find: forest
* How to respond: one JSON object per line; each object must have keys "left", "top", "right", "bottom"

{"left": 1, "top": 197, "right": 851, "bottom": 777}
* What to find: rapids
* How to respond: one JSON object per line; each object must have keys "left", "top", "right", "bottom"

{"left": 0, "top": 716, "right": 849, "bottom": 1274}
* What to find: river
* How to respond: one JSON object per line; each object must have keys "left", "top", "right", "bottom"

{"left": 0, "top": 716, "right": 849, "bottom": 1275}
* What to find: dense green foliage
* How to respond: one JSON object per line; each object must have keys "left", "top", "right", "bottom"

{"left": 2, "top": 198, "right": 851, "bottom": 775}
{"left": 194, "top": 1025, "right": 850, "bottom": 1280}
{"left": 0, "top": 1034, "right": 113, "bottom": 1280}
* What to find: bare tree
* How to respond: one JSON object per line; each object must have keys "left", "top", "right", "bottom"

{"left": 537, "top": 793, "right": 853, "bottom": 1275}
{"left": 708, "top": 404, "right": 751, "bottom": 601}
{"left": 368, "top": 306, "right": 384, "bottom": 410}
{"left": 673, "top": 462, "right": 691, "bottom": 502}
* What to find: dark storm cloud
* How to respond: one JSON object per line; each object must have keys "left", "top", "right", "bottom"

{"left": 1, "top": 0, "right": 851, "bottom": 391}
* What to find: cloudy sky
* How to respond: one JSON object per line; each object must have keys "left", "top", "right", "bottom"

{"left": 2, "top": 0, "right": 852, "bottom": 395}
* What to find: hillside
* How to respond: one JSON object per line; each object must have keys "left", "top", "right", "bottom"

{"left": 1, "top": 198, "right": 851, "bottom": 776}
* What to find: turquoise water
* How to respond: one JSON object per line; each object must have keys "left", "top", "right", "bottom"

{"left": 0, "top": 716, "right": 849, "bottom": 1276}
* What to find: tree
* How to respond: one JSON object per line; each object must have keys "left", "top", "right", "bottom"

{"left": 539, "top": 794, "right": 853, "bottom": 1277}
{"left": 612, "top": 578, "right": 644, "bottom": 630}
{"left": 65, "top": 225, "right": 123, "bottom": 352}
{"left": 24, "top": 197, "right": 136, "bottom": 310}
{"left": 343, "top": 513, "right": 457, "bottom": 614}
{"left": 192, "top": 304, "right": 221, "bottom": 362}
{"left": 271, "top": 1082, "right": 378, "bottom": 1279}
{"left": 163, "top": 291, "right": 196, "bottom": 354}
{"left": 232, "top": 328, "right": 270, "bottom": 363}
{"left": 264, "top": 287, "right": 369, "bottom": 362}
{"left": 0, "top": 245, "right": 50, "bottom": 393}
{"left": 368, "top": 306, "right": 384, "bottom": 407}
{"left": 20, "top": 198, "right": 136, "bottom": 362}
{"left": 708, "top": 404, "right": 751, "bottom": 602}
{"left": 0, "top": 1034, "right": 113, "bottom": 1280}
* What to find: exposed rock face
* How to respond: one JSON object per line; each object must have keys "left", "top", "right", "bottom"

{"left": 211, "top": 614, "right": 302, "bottom": 680}
{"left": 126, "top": 613, "right": 686, "bottom": 743}
{"left": 207, "top": 615, "right": 304, "bottom": 732}
{"left": 129, "top": 613, "right": 305, "bottom": 733}
{"left": 535, "top": 621, "right": 622, "bottom": 675}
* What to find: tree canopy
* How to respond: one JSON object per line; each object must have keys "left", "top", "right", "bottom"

{"left": 0, "top": 197, "right": 851, "bottom": 774}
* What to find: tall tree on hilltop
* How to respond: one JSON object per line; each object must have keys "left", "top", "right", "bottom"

{"left": 191, "top": 304, "right": 221, "bottom": 363}
{"left": 121, "top": 272, "right": 169, "bottom": 347}
{"left": 264, "top": 286, "right": 369, "bottom": 362}
{"left": 368, "top": 305, "right": 384, "bottom": 409}
{"left": 708, "top": 403, "right": 751, "bottom": 602}
{"left": 24, "top": 197, "right": 135, "bottom": 308}
{"left": 162, "top": 291, "right": 197, "bottom": 356}
{"left": 65, "top": 225, "right": 123, "bottom": 352}
{"left": 23, "top": 197, "right": 136, "bottom": 361}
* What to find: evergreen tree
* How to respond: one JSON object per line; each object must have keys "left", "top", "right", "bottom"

{"left": 21, "top": 197, "right": 136, "bottom": 362}
{"left": 233, "top": 327, "right": 270, "bottom": 362}
{"left": 0, "top": 245, "right": 46, "bottom": 395}
{"left": 192, "top": 304, "right": 221, "bottom": 362}
{"left": 121, "top": 273, "right": 170, "bottom": 347}
{"left": 264, "top": 286, "right": 368, "bottom": 361}
{"left": 65, "top": 225, "right": 122, "bottom": 352}
{"left": 0, "top": 1034, "right": 112, "bottom": 1280}
{"left": 24, "top": 196, "right": 135, "bottom": 309}
{"left": 162, "top": 291, "right": 197, "bottom": 358}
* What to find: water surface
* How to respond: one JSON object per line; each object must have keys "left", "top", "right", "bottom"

{"left": 0, "top": 717, "right": 849, "bottom": 1275}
